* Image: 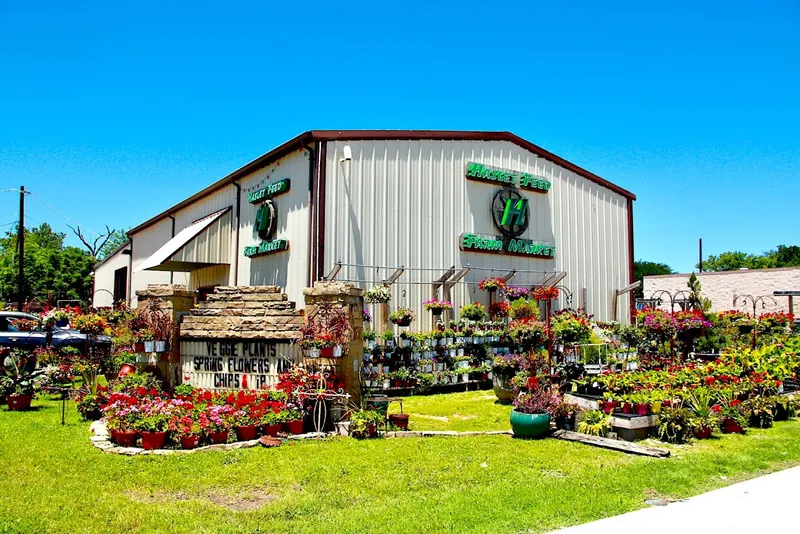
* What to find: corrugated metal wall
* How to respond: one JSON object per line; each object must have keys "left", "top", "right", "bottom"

{"left": 125, "top": 148, "right": 311, "bottom": 306}
{"left": 130, "top": 217, "right": 173, "bottom": 305}
{"left": 92, "top": 248, "right": 129, "bottom": 307}
{"left": 324, "top": 139, "right": 631, "bottom": 330}
{"left": 238, "top": 149, "right": 311, "bottom": 307}
{"left": 173, "top": 211, "right": 231, "bottom": 266}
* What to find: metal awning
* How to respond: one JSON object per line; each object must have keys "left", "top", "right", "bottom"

{"left": 136, "top": 208, "right": 232, "bottom": 272}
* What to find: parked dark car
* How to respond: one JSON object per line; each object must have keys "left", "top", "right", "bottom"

{"left": 0, "top": 311, "right": 112, "bottom": 354}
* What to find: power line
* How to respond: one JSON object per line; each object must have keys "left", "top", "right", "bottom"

{"left": 0, "top": 188, "right": 21, "bottom": 193}
{"left": 27, "top": 191, "right": 100, "bottom": 236}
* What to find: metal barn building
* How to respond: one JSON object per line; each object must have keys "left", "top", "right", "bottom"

{"left": 93, "top": 130, "right": 637, "bottom": 327}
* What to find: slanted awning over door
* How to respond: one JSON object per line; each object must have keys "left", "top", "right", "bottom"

{"left": 136, "top": 208, "right": 232, "bottom": 272}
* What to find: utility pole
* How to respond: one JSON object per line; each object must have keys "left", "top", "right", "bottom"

{"left": 17, "top": 186, "right": 25, "bottom": 311}
{"left": 698, "top": 238, "right": 703, "bottom": 273}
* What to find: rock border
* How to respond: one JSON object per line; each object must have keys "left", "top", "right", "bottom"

{"left": 89, "top": 421, "right": 514, "bottom": 455}
{"left": 89, "top": 421, "right": 339, "bottom": 456}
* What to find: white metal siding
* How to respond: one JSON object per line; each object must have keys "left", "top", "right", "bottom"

{"left": 129, "top": 217, "right": 173, "bottom": 305}
{"left": 324, "top": 139, "right": 631, "bottom": 329}
{"left": 171, "top": 210, "right": 232, "bottom": 266}
{"left": 238, "top": 149, "right": 311, "bottom": 308}
{"left": 92, "top": 248, "right": 130, "bottom": 307}
{"left": 118, "top": 150, "right": 310, "bottom": 306}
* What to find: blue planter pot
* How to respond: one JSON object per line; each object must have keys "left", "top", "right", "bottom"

{"left": 510, "top": 410, "right": 551, "bottom": 438}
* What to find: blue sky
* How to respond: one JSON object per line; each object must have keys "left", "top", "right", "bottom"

{"left": 1, "top": 1, "right": 797, "bottom": 272}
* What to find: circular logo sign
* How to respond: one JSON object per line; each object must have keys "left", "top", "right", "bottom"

{"left": 255, "top": 200, "right": 277, "bottom": 240}
{"left": 492, "top": 189, "right": 529, "bottom": 238}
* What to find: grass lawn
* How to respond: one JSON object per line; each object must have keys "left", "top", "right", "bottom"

{"left": 3, "top": 393, "right": 800, "bottom": 534}
{"left": 389, "top": 389, "right": 512, "bottom": 432}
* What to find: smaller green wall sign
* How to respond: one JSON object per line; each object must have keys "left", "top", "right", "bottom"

{"left": 460, "top": 232, "right": 555, "bottom": 258}
{"left": 247, "top": 179, "right": 291, "bottom": 204}
{"left": 244, "top": 239, "right": 289, "bottom": 258}
{"left": 466, "top": 162, "right": 551, "bottom": 193}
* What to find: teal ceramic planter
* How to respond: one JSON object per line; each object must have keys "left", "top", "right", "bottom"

{"left": 510, "top": 410, "right": 551, "bottom": 438}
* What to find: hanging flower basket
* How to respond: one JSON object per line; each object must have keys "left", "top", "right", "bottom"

{"left": 388, "top": 307, "right": 415, "bottom": 327}
{"left": 479, "top": 277, "right": 505, "bottom": 293}
{"left": 532, "top": 286, "right": 560, "bottom": 301}
{"left": 364, "top": 285, "right": 392, "bottom": 304}
{"left": 423, "top": 299, "right": 452, "bottom": 316}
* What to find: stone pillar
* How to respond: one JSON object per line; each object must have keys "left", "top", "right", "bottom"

{"left": 303, "top": 281, "right": 364, "bottom": 403}
{"left": 135, "top": 284, "right": 197, "bottom": 389}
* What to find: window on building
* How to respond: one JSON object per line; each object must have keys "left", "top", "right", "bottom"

{"left": 113, "top": 267, "right": 128, "bottom": 303}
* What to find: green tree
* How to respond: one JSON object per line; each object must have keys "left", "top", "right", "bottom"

{"left": 0, "top": 223, "right": 94, "bottom": 306}
{"left": 699, "top": 245, "right": 800, "bottom": 272}
{"left": 634, "top": 260, "right": 674, "bottom": 299}
{"left": 98, "top": 229, "right": 129, "bottom": 260}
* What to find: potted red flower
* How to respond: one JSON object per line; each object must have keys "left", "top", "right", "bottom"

{"left": 201, "top": 404, "right": 235, "bottom": 444}
{"left": 281, "top": 404, "right": 305, "bottom": 434}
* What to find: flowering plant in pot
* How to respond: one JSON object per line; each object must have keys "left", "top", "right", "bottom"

{"left": 510, "top": 298, "right": 538, "bottom": 320}
{"left": 510, "top": 387, "right": 558, "bottom": 438}
{"left": 460, "top": 303, "right": 487, "bottom": 322}
{"left": 10, "top": 318, "right": 39, "bottom": 332}
{"left": 508, "top": 318, "right": 549, "bottom": 352}
{"left": 43, "top": 308, "right": 74, "bottom": 327}
{"left": 553, "top": 399, "right": 580, "bottom": 430}
{"left": 757, "top": 311, "right": 795, "bottom": 333}
{"left": 364, "top": 285, "right": 391, "bottom": 304}
{"left": 101, "top": 392, "right": 141, "bottom": 446}
{"left": 201, "top": 404, "right": 236, "bottom": 443}
{"left": 489, "top": 301, "right": 512, "bottom": 319}
{"left": 168, "top": 411, "right": 204, "bottom": 449}
{"left": 72, "top": 314, "right": 110, "bottom": 336}
{"left": 531, "top": 286, "right": 560, "bottom": 301}
{"left": 743, "top": 396, "right": 775, "bottom": 429}
{"left": 478, "top": 277, "right": 505, "bottom": 292}
{"left": 714, "top": 399, "right": 747, "bottom": 434}
{"left": 348, "top": 408, "right": 384, "bottom": 438}
{"left": 260, "top": 407, "right": 283, "bottom": 437}
{"left": 551, "top": 310, "right": 592, "bottom": 345}
{"left": 281, "top": 404, "right": 305, "bottom": 434}
{"left": 362, "top": 308, "right": 372, "bottom": 323}
{"left": 423, "top": 299, "right": 452, "bottom": 316}
{"left": 112, "top": 351, "right": 137, "bottom": 378}
{"left": 501, "top": 286, "right": 529, "bottom": 300}
{"left": 685, "top": 388, "right": 718, "bottom": 438}
{"left": 2, "top": 351, "right": 45, "bottom": 411}
{"left": 133, "top": 399, "right": 180, "bottom": 450}
{"left": 388, "top": 307, "right": 415, "bottom": 327}
{"left": 656, "top": 407, "right": 697, "bottom": 444}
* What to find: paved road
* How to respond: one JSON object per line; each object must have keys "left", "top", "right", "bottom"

{"left": 556, "top": 465, "right": 800, "bottom": 533}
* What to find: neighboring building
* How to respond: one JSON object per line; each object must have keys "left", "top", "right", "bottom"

{"left": 93, "top": 130, "right": 637, "bottom": 327}
{"left": 92, "top": 240, "right": 132, "bottom": 308}
{"left": 643, "top": 267, "right": 800, "bottom": 315}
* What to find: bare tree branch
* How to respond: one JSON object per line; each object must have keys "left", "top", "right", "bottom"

{"left": 68, "top": 224, "right": 115, "bottom": 259}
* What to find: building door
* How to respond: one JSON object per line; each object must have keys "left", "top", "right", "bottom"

{"left": 113, "top": 267, "right": 128, "bottom": 303}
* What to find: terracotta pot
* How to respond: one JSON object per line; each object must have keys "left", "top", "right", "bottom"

{"left": 695, "top": 426, "right": 712, "bottom": 439}
{"left": 114, "top": 430, "right": 138, "bottom": 447}
{"left": 262, "top": 424, "right": 281, "bottom": 437}
{"left": 283, "top": 419, "right": 304, "bottom": 434}
{"left": 722, "top": 418, "right": 744, "bottom": 434}
{"left": 118, "top": 363, "right": 136, "bottom": 378}
{"left": 602, "top": 401, "right": 617, "bottom": 414}
{"left": 140, "top": 431, "right": 167, "bottom": 450}
{"left": 635, "top": 403, "right": 650, "bottom": 416}
{"left": 388, "top": 413, "right": 409, "bottom": 430}
{"left": 209, "top": 431, "right": 229, "bottom": 444}
{"left": 181, "top": 435, "right": 200, "bottom": 449}
{"left": 235, "top": 425, "right": 258, "bottom": 441}
{"left": 6, "top": 394, "right": 32, "bottom": 411}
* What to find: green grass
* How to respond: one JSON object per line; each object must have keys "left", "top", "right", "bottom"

{"left": 3, "top": 394, "right": 800, "bottom": 534}
{"left": 391, "top": 389, "right": 512, "bottom": 432}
